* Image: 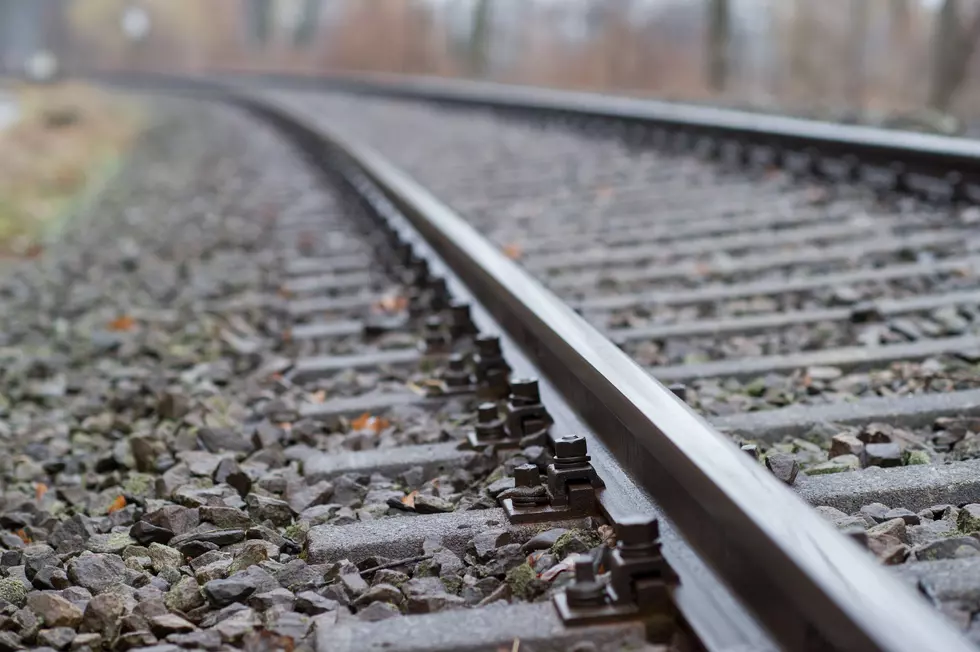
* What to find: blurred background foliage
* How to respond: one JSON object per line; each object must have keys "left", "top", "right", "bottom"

{"left": 2, "top": 0, "right": 980, "bottom": 132}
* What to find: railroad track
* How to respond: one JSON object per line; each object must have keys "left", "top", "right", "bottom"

{"left": 17, "top": 71, "right": 979, "bottom": 651}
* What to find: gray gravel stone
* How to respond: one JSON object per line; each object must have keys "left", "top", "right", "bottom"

{"left": 883, "top": 508, "right": 920, "bottom": 526}
{"left": 164, "top": 576, "right": 205, "bottom": 613}
{"left": 67, "top": 554, "right": 127, "bottom": 594}
{"left": 203, "top": 577, "right": 257, "bottom": 607}
{"left": 36, "top": 627, "right": 75, "bottom": 649}
{"left": 248, "top": 588, "right": 295, "bottom": 611}
{"left": 353, "top": 583, "right": 405, "bottom": 608}
{"left": 198, "top": 506, "right": 252, "bottom": 530}
{"left": 915, "top": 537, "right": 980, "bottom": 561}
{"left": 356, "top": 601, "right": 401, "bottom": 622}
{"left": 865, "top": 442, "right": 902, "bottom": 468}
{"left": 148, "top": 613, "right": 196, "bottom": 637}
{"left": 245, "top": 494, "right": 295, "bottom": 527}
{"left": 146, "top": 544, "right": 183, "bottom": 574}
{"left": 26, "top": 593, "right": 83, "bottom": 628}
{"left": 764, "top": 453, "right": 799, "bottom": 485}
{"left": 143, "top": 507, "right": 200, "bottom": 537}
{"left": 469, "top": 530, "right": 512, "bottom": 561}
{"left": 295, "top": 591, "right": 339, "bottom": 615}
{"left": 520, "top": 529, "right": 566, "bottom": 554}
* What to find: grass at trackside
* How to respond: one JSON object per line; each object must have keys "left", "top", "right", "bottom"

{"left": 0, "top": 82, "right": 141, "bottom": 257}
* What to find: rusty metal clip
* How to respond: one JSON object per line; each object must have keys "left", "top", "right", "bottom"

{"left": 440, "top": 352, "right": 475, "bottom": 395}
{"left": 419, "top": 315, "right": 451, "bottom": 355}
{"left": 553, "top": 517, "right": 678, "bottom": 641}
{"left": 472, "top": 335, "right": 510, "bottom": 399}
{"left": 504, "top": 378, "right": 553, "bottom": 447}
{"left": 500, "top": 435, "right": 603, "bottom": 524}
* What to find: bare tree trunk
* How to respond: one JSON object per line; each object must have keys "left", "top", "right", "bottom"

{"left": 890, "top": 0, "right": 912, "bottom": 40}
{"left": 294, "top": 0, "right": 322, "bottom": 48}
{"left": 245, "top": 0, "right": 273, "bottom": 50}
{"left": 846, "top": 0, "right": 870, "bottom": 110}
{"left": 602, "top": 0, "right": 636, "bottom": 90}
{"left": 469, "top": 0, "right": 491, "bottom": 77}
{"left": 706, "top": 0, "right": 730, "bottom": 93}
{"left": 887, "top": 0, "right": 913, "bottom": 103}
{"left": 929, "top": 0, "right": 980, "bottom": 111}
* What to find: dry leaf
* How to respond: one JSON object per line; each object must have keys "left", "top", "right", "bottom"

{"left": 15, "top": 529, "right": 30, "bottom": 544}
{"left": 35, "top": 483, "right": 48, "bottom": 502}
{"left": 401, "top": 490, "right": 419, "bottom": 509}
{"left": 107, "top": 495, "right": 127, "bottom": 514}
{"left": 373, "top": 294, "right": 407, "bottom": 314}
{"left": 540, "top": 553, "right": 585, "bottom": 581}
{"left": 351, "top": 412, "right": 391, "bottom": 434}
{"left": 107, "top": 315, "right": 136, "bottom": 332}
{"left": 502, "top": 243, "right": 523, "bottom": 260}
{"left": 694, "top": 262, "right": 712, "bottom": 276}
{"left": 277, "top": 287, "right": 294, "bottom": 299}
{"left": 598, "top": 524, "right": 617, "bottom": 548}
{"left": 297, "top": 231, "right": 315, "bottom": 254}
{"left": 243, "top": 629, "right": 295, "bottom": 652}
{"left": 310, "top": 390, "right": 327, "bottom": 404}
{"left": 279, "top": 422, "right": 293, "bottom": 433}
{"left": 282, "top": 327, "right": 293, "bottom": 343}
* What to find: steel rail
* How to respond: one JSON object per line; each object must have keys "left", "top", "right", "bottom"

{"left": 97, "top": 68, "right": 980, "bottom": 188}
{"left": 217, "top": 87, "right": 973, "bottom": 652}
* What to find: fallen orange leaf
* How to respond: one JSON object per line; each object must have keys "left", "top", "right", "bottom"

{"left": 351, "top": 412, "right": 391, "bottom": 433}
{"left": 373, "top": 294, "right": 407, "bottom": 314}
{"left": 502, "top": 243, "right": 523, "bottom": 261}
{"left": 278, "top": 422, "right": 293, "bottom": 433}
{"left": 15, "top": 529, "right": 30, "bottom": 544}
{"left": 107, "top": 495, "right": 127, "bottom": 514}
{"left": 35, "top": 483, "right": 47, "bottom": 502}
{"left": 107, "top": 315, "right": 136, "bottom": 332}
{"left": 297, "top": 231, "right": 315, "bottom": 254}
{"left": 693, "top": 262, "right": 712, "bottom": 276}
{"left": 401, "top": 490, "right": 419, "bottom": 508}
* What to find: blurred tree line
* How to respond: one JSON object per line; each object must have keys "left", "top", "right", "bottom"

{"left": 6, "top": 0, "right": 980, "bottom": 130}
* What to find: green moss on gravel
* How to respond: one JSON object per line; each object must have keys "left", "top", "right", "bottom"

{"left": 550, "top": 529, "right": 603, "bottom": 559}
{"left": 958, "top": 508, "right": 980, "bottom": 533}
{"left": 505, "top": 562, "right": 537, "bottom": 601}
{"left": 440, "top": 576, "right": 462, "bottom": 595}
{"left": 903, "top": 450, "right": 930, "bottom": 466}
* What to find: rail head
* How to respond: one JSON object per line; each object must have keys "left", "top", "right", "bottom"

{"left": 220, "top": 87, "right": 973, "bottom": 652}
